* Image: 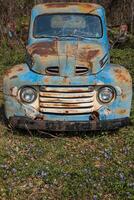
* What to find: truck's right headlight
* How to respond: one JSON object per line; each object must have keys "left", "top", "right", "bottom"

{"left": 20, "top": 87, "right": 37, "bottom": 103}
{"left": 98, "top": 87, "right": 115, "bottom": 103}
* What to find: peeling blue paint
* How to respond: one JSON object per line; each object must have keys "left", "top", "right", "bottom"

{"left": 3, "top": 3, "right": 132, "bottom": 130}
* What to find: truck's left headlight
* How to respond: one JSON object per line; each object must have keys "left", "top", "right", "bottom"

{"left": 20, "top": 87, "right": 37, "bottom": 103}
{"left": 98, "top": 87, "right": 115, "bottom": 103}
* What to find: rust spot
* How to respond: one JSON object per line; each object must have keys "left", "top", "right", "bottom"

{"left": 87, "top": 49, "right": 100, "bottom": 60}
{"left": 10, "top": 75, "right": 18, "bottom": 80}
{"left": 104, "top": 108, "right": 112, "bottom": 116}
{"left": 63, "top": 76, "right": 70, "bottom": 85}
{"left": 78, "top": 49, "right": 100, "bottom": 62}
{"left": 5, "top": 68, "right": 13, "bottom": 76}
{"left": 121, "top": 93, "right": 127, "bottom": 100}
{"left": 116, "top": 109, "right": 128, "bottom": 115}
{"left": 114, "top": 68, "right": 131, "bottom": 84}
{"left": 45, "top": 3, "right": 69, "bottom": 8}
{"left": 44, "top": 3, "right": 98, "bottom": 13}
{"left": 44, "top": 77, "right": 50, "bottom": 84}
{"left": 27, "top": 41, "right": 57, "bottom": 57}
{"left": 67, "top": 44, "right": 77, "bottom": 57}
{"left": 79, "top": 4, "right": 97, "bottom": 13}
{"left": 10, "top": 86, "right": 18, "bottom": 97}
{"left": 17, "top": 67, "right": 24, "bottom": 72}
{"left": 4, "top": 65, "right": 25, "bottom": 77}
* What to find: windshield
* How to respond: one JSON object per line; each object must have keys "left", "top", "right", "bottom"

{"left": 33, "top": 14, "right": 103, "bottom": 39}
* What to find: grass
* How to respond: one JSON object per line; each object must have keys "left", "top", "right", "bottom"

{"left": 0, "top": 39, "right": 133, "bottom": 200}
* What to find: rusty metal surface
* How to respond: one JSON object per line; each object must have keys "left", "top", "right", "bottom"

{"left": 39, "top": 108, "right": 94, "bottom": 114}
{"left": 27, "top": 2, "right": 108, "bottom": 76}
{"left": 9, "top": 116, "right": 130, "bottom": 131}
{"left": 27, "top": 40, "right": 105, "bottom": 76}
{"left": 32, "top": 3, "right": 101, "bottom": 15}
{"left": 40, "top": 92, "right": 94, "bottom": 98}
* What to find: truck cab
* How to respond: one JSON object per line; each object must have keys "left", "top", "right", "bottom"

{"left": 3, "top": 3, "right": 132, "bottom": 131}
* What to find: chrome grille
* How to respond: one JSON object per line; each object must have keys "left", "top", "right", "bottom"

{"left": 39, "top": 86, "right": 95, "bottom": 114}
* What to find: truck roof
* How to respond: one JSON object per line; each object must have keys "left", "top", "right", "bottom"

{"left": 32, "top": 3, "right": 103, "bottom": 15}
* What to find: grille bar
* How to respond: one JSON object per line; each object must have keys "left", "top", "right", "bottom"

{"left": 40, "top": 108, "right": 94, "bottom": 114}
{"left": 40, "top": 91, "right": 95, "bottom": 98}
{"left": 40, "top": 86, "right": 94, "bottom": 92}
{"left": 40, "top": 102, "right": 94, "bottom": 108}
{"left": 39, "top": 97, "right": 94, "bottom": 103}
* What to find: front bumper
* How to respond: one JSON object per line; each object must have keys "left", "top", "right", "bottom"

{"left": 9, "top": 117, "right": 130, "bottom": 131}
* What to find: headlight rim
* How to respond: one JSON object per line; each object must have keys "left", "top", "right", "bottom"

{"left": 19, "top": 86, "right": 37, "bottom": 104}
{"left": 98, "top": 86, "right": 116, "bottom": 104}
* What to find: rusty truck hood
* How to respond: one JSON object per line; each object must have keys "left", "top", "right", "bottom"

{"left": 27, "top": 39, "right": 106, "bottom": 76}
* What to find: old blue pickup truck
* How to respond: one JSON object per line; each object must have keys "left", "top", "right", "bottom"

{"left": 3, "top": 2, "right": 132, "bottom": 131}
